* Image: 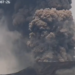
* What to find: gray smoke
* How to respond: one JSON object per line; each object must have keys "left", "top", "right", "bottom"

{"left": 0, "top": 13, "right": 34, "bottom": 74}
{"left": 28, "top": 8, "right": 75, "bottom": 62}
{"left": 0, "top": 0, "right": 74, "bottom": 75}
{"left": 12, "top": 0, "right": 72, "bottom": 26}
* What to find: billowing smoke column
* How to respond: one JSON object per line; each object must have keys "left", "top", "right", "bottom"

{"left": 28, "top": 8, "right": 75, "bottom": 62}
{"left": 0, "top": 0, "right": 74, "bottom": 75}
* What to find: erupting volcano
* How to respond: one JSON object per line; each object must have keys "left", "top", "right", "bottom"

{"left": 0, "top": 0, "right": 74, "bottom": 75}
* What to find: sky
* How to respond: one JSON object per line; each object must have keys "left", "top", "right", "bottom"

{"left": 71, "top": 0, "right": 75, "bottom": 19}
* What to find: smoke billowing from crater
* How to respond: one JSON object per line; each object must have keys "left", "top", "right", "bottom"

{"left": 28, "top": 8, "right": 75, "bottom": 62}
{"left": 0, "top": 0, "right": 75, "bottom": 75}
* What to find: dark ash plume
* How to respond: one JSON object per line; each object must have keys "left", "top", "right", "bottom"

{"left": 28, "top": 8, "right": 75, "bottom": 62}
{"left": 12, "top": 0, "right": 72, "bottom": 27}
{"left": 0, "top": 0, "right": 72, "bottom": 36}
{"left": 0, "top": 0, "right": 75, "bottom": 75}
{"left": 0, "top": 0, "right": 72, "bottom": 33}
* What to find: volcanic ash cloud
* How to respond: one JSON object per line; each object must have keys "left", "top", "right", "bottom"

{"left": 28, "top": 8, "right": 75, "bottom": 62}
